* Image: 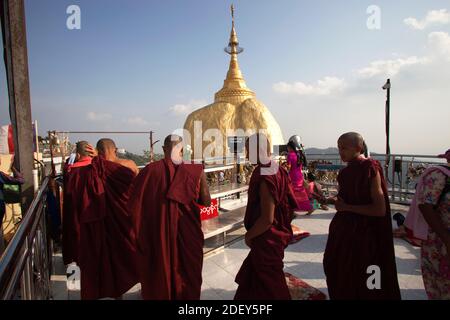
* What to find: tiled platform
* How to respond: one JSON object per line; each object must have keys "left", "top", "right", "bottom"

{"left": 51, "top": 206, "right": 427, "bottom": 300}
{"left": 202, "top": 207, "right": 246, "bottom": 240}
{"left": 209, "top": 183, "right": 249, "bottom": 199}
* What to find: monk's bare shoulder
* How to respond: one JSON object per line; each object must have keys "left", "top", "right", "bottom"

{"left": 116, "top": 159, "right": 139, "bottom": 174}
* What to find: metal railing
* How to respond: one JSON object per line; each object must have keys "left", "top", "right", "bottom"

{"left": 0, "top": 177, "right": 52, "bottom": 300}
{"left": 306, "top": 153, "right": 447, "bottom": 204}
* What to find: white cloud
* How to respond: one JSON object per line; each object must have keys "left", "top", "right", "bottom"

{"left": 125, "top": 116, "right": 149, "bottom": 126}
{"left": 169, "top": 99, "right": 207, "bottom": 116}
{"left": 357, "top": 56, "right": 429, "bottom": 79}
{"left": 86, "top": 111, "right": 112, "bottom": 121}
{"left": 273, "top": 77, "right": 347, "bottom": 96}
{"left": 272, "top": 31, "right": 450, "bottom": 154}
{"left": 404, "top": 9, "right": 450, "bottom": 30}
{"left": 356, "top": 31, "right": 450, "bottom": 79}
{"left": 170, "top": 104, "right": 192, "bottom": 116}
{"left": 428, "top": 31, "right": 450, "bottom": 59}
{"left": 275, "top": 31, "right": 450, "bottom": 97}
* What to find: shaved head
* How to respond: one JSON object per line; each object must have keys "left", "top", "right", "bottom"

{"left": 75, "top": 141, "right": 90, "bottom": 157}
{"left": 338, "top": 132, "right": 364, "bottom": 150}
{"left": 76, "top": 140, "right": 90, "bottom": 157}
{"left": 163, "top": 134, "right": 183, "bottom": 151}
{"left": 96, "top": 138, "right": 116, "bottom": 155}
{"left": 163, "top": 134, "right": 183, "bottom": 162}
{"left": 337, "top": 132, "right": 367, "bottom": 162}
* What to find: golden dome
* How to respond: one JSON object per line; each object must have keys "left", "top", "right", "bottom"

{"left": 183, "top": 5, "right": 284, "bottom": 159}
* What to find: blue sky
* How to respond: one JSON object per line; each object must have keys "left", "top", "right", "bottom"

{"left": 1, "top": 0, "right": 449, "bottom": 154}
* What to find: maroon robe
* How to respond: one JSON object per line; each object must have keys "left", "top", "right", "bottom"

{"left": 234, "top": 162, "right": 297, "bottom": 300}
{"left": 76, "top": 156, "right": 138, "bottom": 300}
{"left": 62, "top": 165, "right": 86, "bottom": 265}
{"left": 323, "top": 157, "right": 401, "bottom": 300}
{"left": 128, "top": 158, "right": 204, "bottom": 300}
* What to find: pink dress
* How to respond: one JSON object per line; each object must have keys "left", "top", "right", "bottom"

{"left": 287, "top": 151, "right": 312, "bottom": 212}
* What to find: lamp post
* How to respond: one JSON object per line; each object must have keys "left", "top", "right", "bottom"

{"left": 382, "top": 79, "right": 391, "bottom": 182}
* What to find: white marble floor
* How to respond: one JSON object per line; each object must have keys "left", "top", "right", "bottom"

{"left": 200, "top": 208, "right": 427, "bottom": 300}
{"left": 52, "top": 207, "right": 427, "bottom": 300}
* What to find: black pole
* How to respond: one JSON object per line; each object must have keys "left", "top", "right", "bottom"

{"left": 383, "top": 79, "right": 391, "bottom": 182}
{"left": 385, "top": 79, "right": 391, "bottom": 156}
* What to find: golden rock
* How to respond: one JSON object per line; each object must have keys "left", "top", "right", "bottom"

{"left": 183, "top": 5, "right": 284, "bottom": 159}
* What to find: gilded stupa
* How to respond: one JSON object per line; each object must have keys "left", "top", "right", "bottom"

{"left": 183, "top": 5, "right": 284, "bottom": 159}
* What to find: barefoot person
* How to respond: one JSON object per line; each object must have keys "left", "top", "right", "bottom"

{"left": 306, "top": 172, "right": 329, "bottom": 211}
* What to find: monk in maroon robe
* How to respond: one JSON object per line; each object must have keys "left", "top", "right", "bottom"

{"left": 234, "top": 133, "right": 297, "bottom": 300}
{"left": 323, "top": 132, "right": 401, "bottom": 300}
{"left": 62, "top": 141, "right": 92, "bottom": 265}
{"left": 76, "top": 138, "right": 139, "bottom": 299}
{"left": 128, "top": 134, "right": 211, "bottom": 300}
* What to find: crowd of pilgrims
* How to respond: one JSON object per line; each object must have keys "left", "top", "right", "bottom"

{"left": 59, "top": 132, "right": 450, "bottom": 300}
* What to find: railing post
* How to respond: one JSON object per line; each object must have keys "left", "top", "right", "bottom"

{"left": 40, "top": 210, "right": 51, "bottom": 300}
{"left": 399, "top": 156, "right": 404, "bottom": 202}
{"left": 20, "top": 238, "right": 33, "bottom": 300}
{"left": 390, "top": 155, "right": 395, "bottom": 201}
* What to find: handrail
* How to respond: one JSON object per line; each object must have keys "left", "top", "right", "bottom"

{"left": 306, "top": 153, "right": 444, "bottom": 158}
{"left": 0, "top": 177, "right": 50, "bottom": 299}
{"left": 306, "top": 154, "right": 446, "bottom": 204}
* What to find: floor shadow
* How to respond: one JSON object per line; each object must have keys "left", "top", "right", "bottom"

{"left": 286, "top": 234, "right": 328, "bottom": 253}
{"left": 395, "top": 256, "right": 422, "bottom": 276}
{"left": 294, "top": 213, "right": 336, "bottom": 220}
{"left": 283, "top": 261, "right": 326, "bottom": 280}
{"left": 400, "top": 288, "right": 428, "bottom": 300}
{"left": 201, "top": 288, "right": 236, "bottom": 300}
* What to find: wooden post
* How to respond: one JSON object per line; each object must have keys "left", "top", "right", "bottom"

{"left": 1, "top": 0, "right": 35, "bottom": 214}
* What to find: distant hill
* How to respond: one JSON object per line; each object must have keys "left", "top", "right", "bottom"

{"left": 305, "top": 147, "right": 339, "bottom": 155}
{"left": 120, "top": 151, "right": 164, "bottom": 166}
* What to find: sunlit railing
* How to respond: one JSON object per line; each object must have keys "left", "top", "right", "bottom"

{"left": 306, "top": 153, "right": 446, "bottom": 204}
{"left": 0, "top": 177, "right": 52, "bottom": 300}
